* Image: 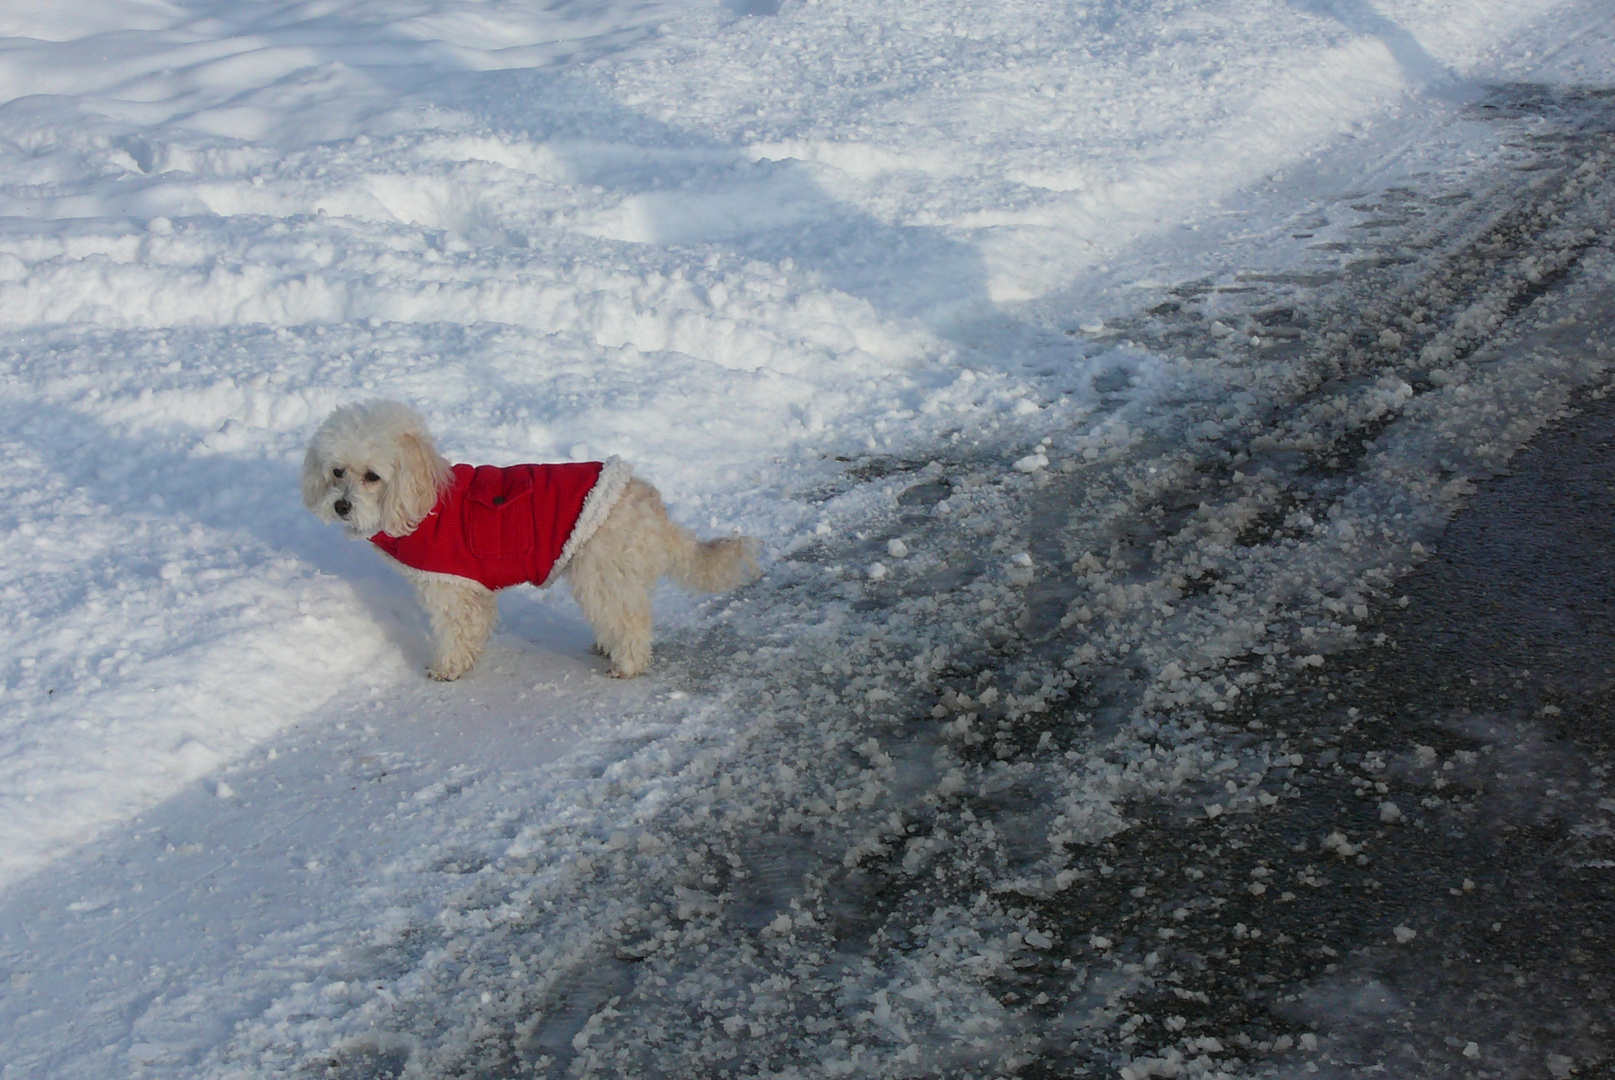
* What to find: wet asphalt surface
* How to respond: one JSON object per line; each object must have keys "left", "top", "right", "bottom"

{"left": 1295, "top": 385, "right": 1615, "bottom": 1077}
{"left": 1105, "top": 386, "right": 1615, "bottom": 1080}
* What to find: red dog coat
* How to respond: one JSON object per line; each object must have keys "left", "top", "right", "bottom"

{"left": 370, "top": 459, "right": 630, "bottom": 591}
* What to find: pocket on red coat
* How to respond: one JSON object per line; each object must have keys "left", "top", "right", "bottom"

{"left": 463, "top": 465, "right": 536, "bottom": 558}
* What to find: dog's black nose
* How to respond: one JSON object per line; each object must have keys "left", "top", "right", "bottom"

{"left": 334, "top": 498, "right": 351, "bottom": 518}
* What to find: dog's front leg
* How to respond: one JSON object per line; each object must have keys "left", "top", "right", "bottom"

{"left": 411, "top": 574, "right": 499, "bottom": 681}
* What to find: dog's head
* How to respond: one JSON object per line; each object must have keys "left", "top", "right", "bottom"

{"left": 301, "top": 401, "right": 452, "bottom": 537}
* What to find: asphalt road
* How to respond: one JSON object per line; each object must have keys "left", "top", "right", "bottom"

{"left": 1118, "top": 377, "right": 1615, "bottom": 1080}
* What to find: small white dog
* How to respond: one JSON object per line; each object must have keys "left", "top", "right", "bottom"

{"left": 302, "top": 401, "right": 758, "bottom": 680}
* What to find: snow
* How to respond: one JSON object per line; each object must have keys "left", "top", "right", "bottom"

{"left": 1, "top": 0, "right": 1613, "bottom": 1076}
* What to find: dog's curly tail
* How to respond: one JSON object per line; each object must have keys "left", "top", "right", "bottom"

{"left": 670, "top": 533, "right": 761, "bottom": 593}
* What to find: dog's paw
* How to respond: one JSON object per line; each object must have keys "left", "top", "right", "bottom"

{"left": 605, "top": 639, "right": 650, "bottom": 678}
{"left": 427, "top": 657, "right": 474, "bottom": 681}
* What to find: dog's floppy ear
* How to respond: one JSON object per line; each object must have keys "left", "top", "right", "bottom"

{"left": 379, "top": 426, "right": 451, "bottom": 537}
{"left": 300, "top": 441, "right": 332, "bottom": 513}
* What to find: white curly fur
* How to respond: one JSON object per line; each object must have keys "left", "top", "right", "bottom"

{"left": 302, "top": 401, "right": 759, "bottom": 680}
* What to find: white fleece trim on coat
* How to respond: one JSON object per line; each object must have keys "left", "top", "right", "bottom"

{"left": 542, "top": 455, "right": 633, "bottom": 587}
{"left": 374, "top": 549, "right": 496, "bottom": 595}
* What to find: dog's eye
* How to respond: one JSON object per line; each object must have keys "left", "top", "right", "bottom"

{"left": 364, "top": 471, "right": 381, "bottom": 483}
{"left": 332, "top": 467, "right": 345, "bottom": 479}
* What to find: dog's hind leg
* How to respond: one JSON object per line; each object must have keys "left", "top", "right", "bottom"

{"left": 411, "top": 573, "right": 499, "bottom": 681}
{"left": 568, "top": 565, "right": 654, "bottom": 677}
{"left": 563, "top": 478, "right": 678, "bottom": 677}
{"left": 602, "top": 589, "right": 653, "bottom": 678}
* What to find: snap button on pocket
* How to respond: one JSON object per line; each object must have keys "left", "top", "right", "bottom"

{"left": 492, "top": 496, "right": 505, "bottom": 505}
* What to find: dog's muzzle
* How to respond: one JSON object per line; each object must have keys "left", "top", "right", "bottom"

{"left": 334, "top": 498, "right": 351, "bottom": 519}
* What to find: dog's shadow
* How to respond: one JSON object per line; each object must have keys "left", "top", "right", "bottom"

{"left": 494, "top": 581, "right": 716, "bottom": 681}
{"left": 478, "top": 591, "right": 602, "bottom": 673}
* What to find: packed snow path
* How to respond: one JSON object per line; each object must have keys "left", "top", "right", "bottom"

{"left": 2, "top": 1, "right": 1614, "bottom": 1078}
